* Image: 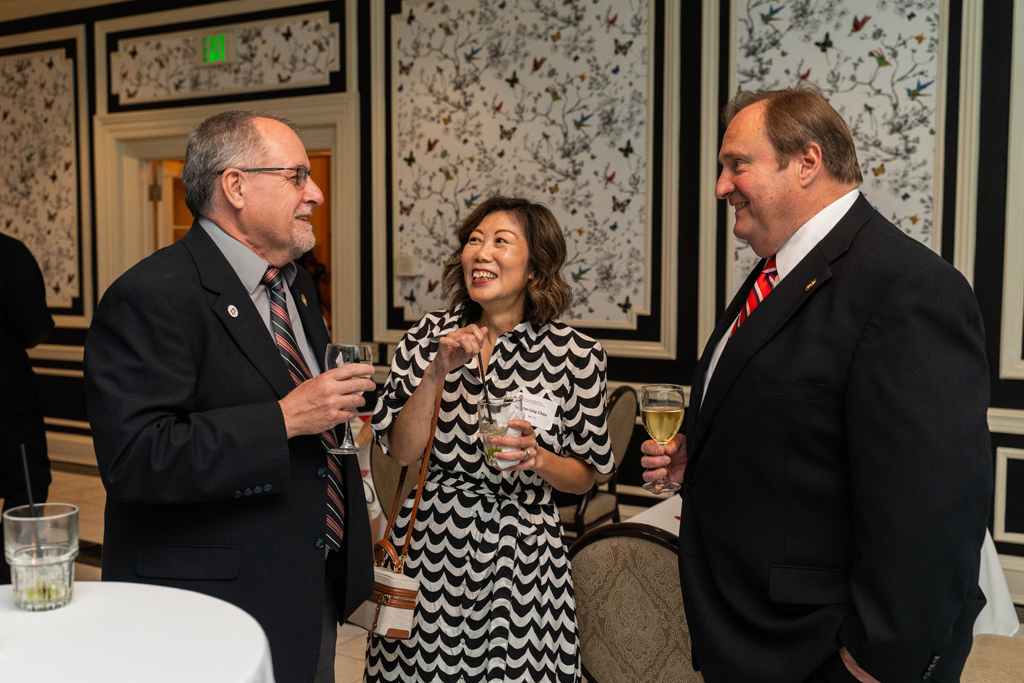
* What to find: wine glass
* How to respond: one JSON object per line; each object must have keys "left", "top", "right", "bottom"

{"left": 640, "top": 384, "right": 685, "bottom": 492}
{"left": 324, "top": 343, "right": 374, "bottom": 454}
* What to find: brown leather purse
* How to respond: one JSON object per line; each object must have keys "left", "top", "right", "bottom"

{"left": 350, "top": 386, "right": 443, "bottom": 640}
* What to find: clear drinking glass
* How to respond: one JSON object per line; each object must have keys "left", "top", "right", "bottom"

{"left": 324, "top": 343, "right": 374, "bottom": 455}
{"left": 478, "top": 396, "right": 524, "bottom": 470}
{"left": 640, "top": 384, "right": 686, "bottom": 493}
{"left": 3, "top": 503, "right": 79, "bottom": 611}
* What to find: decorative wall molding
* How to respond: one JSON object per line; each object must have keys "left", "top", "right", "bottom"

{"left": 931, "top": 0, "right": 951, "bottom": 262}
{"left": 92, "top": 92, "right": 361, "bottom": 342}
{"left": 370, "top": 0, "right": 681, "bottom": 360}
{"left": 994, "top": 447, "right": 1024, "bottom": 546}
{"left": 1000, "top": 0, "right": 1024, "bottom": 380}
{"left": 988, "top": 407, "right": 1024, "bottom": 436}
{"left": 27, "top": 344, "right": 84, "bottom": 363}
{"left": 46, "top": 431, "right": 95, "bottom": 468}
{"left": 697, "top": 0, "right": 721, "bottom": 356}
{"left": 953, "top": 0, "right": 983, "bottom": 286}
{"left": 44, "top": 417, "right": 90, "bottom": 430}
{"left": 0, "top": 25, "right": 93, "bottom": 328}
{"left": 33, "top": 367, "right": 83, "bottom": 378}
{"left": 369, "top": 0, "right": 391, "bottom": 343}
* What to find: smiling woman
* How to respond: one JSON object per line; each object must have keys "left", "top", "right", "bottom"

{"left": 367, "top": 196, "right": 612, "bottom": 683}
{"left": 441, "top": 196, "right": 572, "bottom": 327}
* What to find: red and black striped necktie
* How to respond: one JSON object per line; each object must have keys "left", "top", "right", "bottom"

{"left": 263, "top": 266, "right": 345, "bottom": 551}
{"left": 731, "top": 256, "right": 778, "bottom": 336}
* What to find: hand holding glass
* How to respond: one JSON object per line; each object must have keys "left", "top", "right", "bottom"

{"left": 478, "top": 397, "right": 524, "bottom": 470}
{"left": 640, "top": 384, "right": 685, "bottom": 492}
{"left": 324, "top": 343, "right": 374, "bottom": 455}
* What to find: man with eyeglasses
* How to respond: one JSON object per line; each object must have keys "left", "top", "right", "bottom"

{"left": 85, "top": 111, "right": 374, "bottom": 683}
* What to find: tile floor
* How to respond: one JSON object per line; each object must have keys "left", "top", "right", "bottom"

{"left": 23, "top": 469, "right": 1024, "bottom": 681}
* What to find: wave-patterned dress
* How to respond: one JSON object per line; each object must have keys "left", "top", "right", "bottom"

{"left": 366, "top": 306, "right": 612, "bottom": 683}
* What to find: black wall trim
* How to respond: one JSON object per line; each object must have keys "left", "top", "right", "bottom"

{"left": 974, "top": 0, "right": 1020, "bottom": 408}
{"left": 940, "top": 0, "right": 964, "bottom": 265}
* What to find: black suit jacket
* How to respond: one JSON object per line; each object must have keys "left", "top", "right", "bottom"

{"left": 680, "top": 196, "right": 992, "bottom": 683}
{"left": 84, "top": 223, "right": 373, "bottom": 683}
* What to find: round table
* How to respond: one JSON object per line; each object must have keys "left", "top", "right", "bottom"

{"left": 0, "top": 581, "right": 275, "bottom": 682}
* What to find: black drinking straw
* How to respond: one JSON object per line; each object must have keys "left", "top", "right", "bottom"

{"left": 20, "top": 444, "right": 37, "bottom": 517}
{"left": 476, "top": 353, "right": 492, "bottom": 421}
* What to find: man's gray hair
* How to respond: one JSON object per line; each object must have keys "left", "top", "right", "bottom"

{"left": 182, "top": 110, "right": 299, "bottom": 218}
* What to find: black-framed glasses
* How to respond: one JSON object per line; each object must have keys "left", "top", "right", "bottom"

{"left": 219, "top": 166, "right": 311, "bottom": 187}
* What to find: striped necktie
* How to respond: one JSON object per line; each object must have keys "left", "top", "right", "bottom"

{"left": 731, "top": 256, "right": 778, "bottom": 336}
{"left": 263, "top": 266, "right": 345, "bottom": 551}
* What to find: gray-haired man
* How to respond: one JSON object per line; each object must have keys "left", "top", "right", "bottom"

{"left": 85, "top": 111, "right": 374, "bottom": 682}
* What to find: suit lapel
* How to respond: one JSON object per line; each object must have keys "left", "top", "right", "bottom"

{"left": 181, "top": 222, "right": 295, "bottom": 399}
{"left": 688, "top": 263, "right": 763, "bottom": 422}
{"left": 689, "top": 194, "right": 874, "bottom": 457}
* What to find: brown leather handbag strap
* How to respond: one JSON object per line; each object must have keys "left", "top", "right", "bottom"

{"left": 380, "top": 383, "right": 444, "bottom": 553}
{"left": 402, "top": 385, "right": 443, "bottom": 558}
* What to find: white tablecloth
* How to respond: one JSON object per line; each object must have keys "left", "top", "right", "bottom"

{"left": 0, "top": 581, "right": 275, "bottom": 682}
{"left": 629, "top": 496, "right": 1020, "bottom": 637}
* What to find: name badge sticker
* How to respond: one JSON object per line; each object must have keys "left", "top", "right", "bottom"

{"left": 518, "top": 390, "right": 558, "bottom": 432}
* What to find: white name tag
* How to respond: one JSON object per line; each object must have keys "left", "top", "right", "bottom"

{"left": 518, "top": 390, "right": 558, "bottom": 432}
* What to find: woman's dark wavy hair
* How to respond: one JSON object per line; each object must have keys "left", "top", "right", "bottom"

{"left": 441, "top": 196, "right": 572, "bottom": 326}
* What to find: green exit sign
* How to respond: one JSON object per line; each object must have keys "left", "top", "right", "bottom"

{"left": 202, "top": 34, "right": 227, "bottom": 63}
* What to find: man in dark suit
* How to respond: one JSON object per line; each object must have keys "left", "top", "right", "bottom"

{"left": 85, "top": 111, "right": 375, "bottom": 683}
{"left": 642, "top": 88, "right": 992, "bottom": 682}
{"left": 0, "top": 233, "right": 54, "bottom": 585}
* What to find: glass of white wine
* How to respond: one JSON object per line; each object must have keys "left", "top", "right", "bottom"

{"left": 324, "top": 343, "right": 374, "bottom": 455}
{"left": 640, "top": 384, "right": 685, "bottom": 492}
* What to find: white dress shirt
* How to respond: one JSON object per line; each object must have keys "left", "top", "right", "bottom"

{"left": 702, "top": 188, "right": 861, "bottom": 403}
{"left": 198, "top": 217, "right": 321, "bottom": 376}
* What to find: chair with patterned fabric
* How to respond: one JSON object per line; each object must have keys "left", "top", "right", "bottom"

{"left": 569, "top": 522, "right": 703, "bottom": 683}
{"left": 558, "top": 386, "right": 638, "bottom": 539}
{"left": 960, "top": 634, "right": 1024, "bottom": 682}
{"left": 370, "top": 441, "right": 420, "bottom": 523}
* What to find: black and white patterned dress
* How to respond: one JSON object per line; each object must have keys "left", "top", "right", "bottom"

{"left": 366, "top": 306, "right": 612, "bottom": 683}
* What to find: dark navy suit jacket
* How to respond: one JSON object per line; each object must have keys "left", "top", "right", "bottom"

{"left": 85, "top": 222, "right": 373, "bottom": 683}
{"left": 680, "top": 195, "right": 992, "bottom": 683}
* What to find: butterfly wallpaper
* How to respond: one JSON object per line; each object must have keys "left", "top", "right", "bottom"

{"left": 112, "top": 11, "right": 339, "bottom": 106}
{"left": 391, "top": 0, "right": 650, "bottom": 325}
{"left": 0, "top": 47, "right": 80, "bottom": 307}
{"left": 732, "top": 0, "right": 941, "bottom": 293}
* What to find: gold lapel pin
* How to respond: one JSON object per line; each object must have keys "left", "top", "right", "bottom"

{"left": 301, "top": 294, "right": 308, "bottom": 307}
{"left": 805, "top": 279, "right": 817, "bottom": 292}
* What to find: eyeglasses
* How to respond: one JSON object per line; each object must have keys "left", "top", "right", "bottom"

{"left": 218, "top": 166, "right": 311, "bottom": 187}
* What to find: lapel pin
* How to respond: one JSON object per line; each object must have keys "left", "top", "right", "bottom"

{"left": 805, "top": 279, "right": 817, "bottom": 292}
{"left": 227, "top": 304, "right": 239, "bottom": 318}
{"left": 301, "top": 294, "right": 308, "bottom": 307}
